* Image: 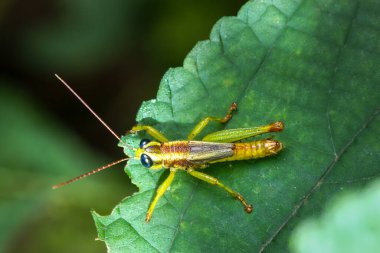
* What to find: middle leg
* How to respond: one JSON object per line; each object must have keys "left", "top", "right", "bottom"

{"left": 187, "top": 102, "right": 237, "bottom": 140}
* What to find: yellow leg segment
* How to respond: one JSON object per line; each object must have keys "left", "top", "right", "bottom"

{"left": 130, "top": 125, "right": 169, "bottom": 142}
{"left": 187, "top": 102, "right": 237, "bottom": 140}
{"left": 146, "top": 169, "right": 176, "bottom": 222}
{"left": 187, "top": 169, "right": 253, "bottom": 213}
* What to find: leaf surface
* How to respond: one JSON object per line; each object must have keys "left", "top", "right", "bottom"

{"left": 93, "top": 0, "right": 380, "bottom": 252}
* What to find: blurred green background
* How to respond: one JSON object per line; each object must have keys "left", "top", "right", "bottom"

{"left": 0, "top": 1, "right": 243, "bottom": 252}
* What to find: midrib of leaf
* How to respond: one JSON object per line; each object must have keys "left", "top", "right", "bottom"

{"left": 260, "top": 108, "right": 379, "bottom": 253}
{"left": 166, "top": 181, "right": 199, "bottom": 252}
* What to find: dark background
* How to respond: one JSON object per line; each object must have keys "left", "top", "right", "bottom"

{"left": 0, "top": 0, "right": 243, "bottom": 252}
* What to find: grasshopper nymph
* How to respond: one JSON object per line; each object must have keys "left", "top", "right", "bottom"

{"left": 53, "top": 75, "right": 284, "bottom": 222}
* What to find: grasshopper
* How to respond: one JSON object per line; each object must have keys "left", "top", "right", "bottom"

{"left": 53, "top": 75, "right": 284, "bottom": 222}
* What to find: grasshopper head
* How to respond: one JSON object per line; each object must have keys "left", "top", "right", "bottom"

{"left": 135, "top": 139, "right": 163, "bottom": 169}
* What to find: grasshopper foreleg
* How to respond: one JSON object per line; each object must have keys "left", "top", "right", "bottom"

{"left": 129, "top": 125, "right": 169, "bottom": 142}
{"left": 187, "top": 102, "right": 237, "bottom": 140}
{"left": 187, "top": 169, "right": 253, "bottom": 213}
{"left": 146, "top": 169, "right": 177, "bottom": 222}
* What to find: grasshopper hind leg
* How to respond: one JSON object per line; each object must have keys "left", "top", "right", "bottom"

{"left": 187, "top": 169, "right": 253, "bottom": 213}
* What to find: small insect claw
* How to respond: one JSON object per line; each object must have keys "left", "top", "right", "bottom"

{"left": 126, "top": 129, "right": 137, "bottom": 136}
{"left": 230, "top": 102, "right": 238, "bottom": 111}
{"left": 145, "top": 214, "right": 151, "bottom": 223}
{"left": 236, "top": 194, "right": 253, "bottom": 214}
{"left": 245, "top": 204, "right": 253, "bottom": 213}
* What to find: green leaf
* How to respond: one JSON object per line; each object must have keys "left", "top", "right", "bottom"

{"left": 93, "top": 0, "right": 380, "bottom": 252}
{"left": 289, "top": 178, "right": 380, "bottom": 253}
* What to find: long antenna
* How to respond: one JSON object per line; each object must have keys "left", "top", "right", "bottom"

{"left": 55, "top": 74, "right": 121, "bottom": 142}
{"left": 52, "top": 157, "right": 128, "bottom": 189}
{"left": 52, "top": 75, "right": 136, "bottom": 189}
{"left": 55, "top": 74, "right": 136, "bottom": 151}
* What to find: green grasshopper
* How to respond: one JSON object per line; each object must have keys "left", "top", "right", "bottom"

{"left": 53, "top": 75, "right": 284, "bottom": 222}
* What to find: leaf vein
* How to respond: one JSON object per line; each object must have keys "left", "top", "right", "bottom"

{"left": 259, "top": 107, "right": 379, "bottom": 253}
{"left": 166, "top": 181, "right": 200, "bottom": 253}
{"left": 164, "top": 0, "right": 308, "bottom": 249}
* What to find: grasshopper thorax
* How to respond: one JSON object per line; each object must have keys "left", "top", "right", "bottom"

{"left": 135, "top": 139, "right": 163, "bottom": 169}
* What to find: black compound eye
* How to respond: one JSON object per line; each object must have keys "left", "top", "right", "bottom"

{"left": 140, "top": 154, "right": 153, "bottom": 168}
{"left": 139, "top": 139, "right": 151, "bottom": 148}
